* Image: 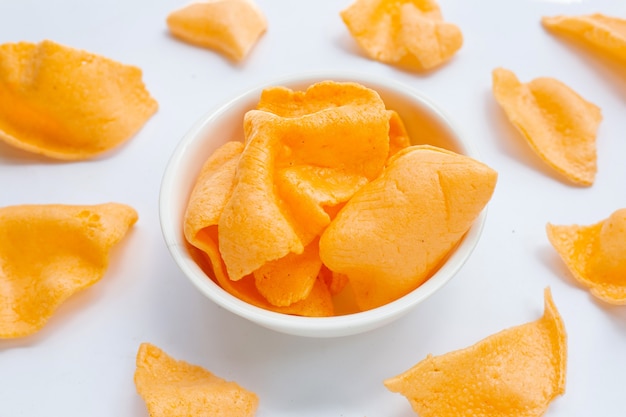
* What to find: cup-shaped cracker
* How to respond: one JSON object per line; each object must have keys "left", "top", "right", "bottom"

{"left": 0, "top": 40, "right": 157, "bottom": 160}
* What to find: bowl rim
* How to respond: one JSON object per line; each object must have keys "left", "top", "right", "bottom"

{"left": 159, "top": 70, "right": 486, "bottom": 337}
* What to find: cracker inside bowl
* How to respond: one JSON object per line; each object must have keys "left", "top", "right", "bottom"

{"left": 159, "top": 72, "right": 495, "bottom": 337}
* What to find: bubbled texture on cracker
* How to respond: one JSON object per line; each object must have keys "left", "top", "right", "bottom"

{"left": 0, "top": 203, "right": 137, "bottom": 338}
{"left": 384, "top": 288, "right": 567, "bottom": 417}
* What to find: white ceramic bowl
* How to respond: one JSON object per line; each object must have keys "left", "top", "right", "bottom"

{"left": 159, "top": 71, "right": 486, "bottom": 338}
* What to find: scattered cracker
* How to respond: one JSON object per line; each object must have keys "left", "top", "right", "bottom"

{"left": 0, "top": 40, "right": 157, "bottom": 160}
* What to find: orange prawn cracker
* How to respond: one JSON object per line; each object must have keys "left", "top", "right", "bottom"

{"left": 387, "top": 110, "right": 411, "bottom": 158}
{"left": 0, "top": 40, "right": 157, "bottom": 160}
{"left": 0, "top": 203, "right": 137, "bottom": 338}
{"left": 492, "top": 68, "right": 602, "bottom": 186}
{"left": 166, "top": 0, "right": 267, "bottom": 61}
{"left": 340, "top": 0, "right": 463, "bottom": 71}
{"left": 542, "top": 14, "right": 626, "bottom": 64}
{"left": 253, "top": 239, "right": 322, "bottom": 307}
{"left": 184, "top": 81, "right": 497, "bottom": 315}
{"left": 384, "top": 288, "right": 567, "bottom": 417}
{"left": 134, "top": 343, "right": 259, "bottom": 417}
{"left": 547, "top": 209, "right": 626, "bottom": 304}
{"left": 218, "top": 82, "right": 390, "bottom": 281}
{"left": 319, "top": 145, "right": 497, "bottom": 310}
{"left": 184, "top": 141, "right": 333, "bottom": 316}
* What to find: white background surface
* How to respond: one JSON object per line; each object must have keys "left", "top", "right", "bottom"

{"left": 1, "top": 0, "right": 625, "bottom": 416}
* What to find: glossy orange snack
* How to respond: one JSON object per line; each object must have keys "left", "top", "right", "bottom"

{"left": 0, "top": 203, "right": 137, "bottom": 338}
{"left": 542, "top": 14, "right": 626, "bottom": 63}
{"left": 384, "top": 288, "right": 567, "bottom": 417}
{"left": 340, "top": 0, "right": 463, "bottom": 70}
{"left": 492, "top": 67, "right": 602, "bottom": 186}
{"left": 319, "top": 145, "right": 497, "bottom": 310}
{"left": 0, "top": 40, "right": 157, "bottom": 160}
{"left": 547, "top": 208, "right": 626, "bottom": 304}
{"left": 135, "top": 343, "right": 258, "bottom": 417}
{"left": 166, "top": 0, "right": 267, "bottom": 61}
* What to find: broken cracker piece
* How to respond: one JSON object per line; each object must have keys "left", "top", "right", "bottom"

{"left": 135, "top": 343, "right": 258, "bottom": 417}
{"left": 0, "top": 203, "right": 137, "bottom": 338}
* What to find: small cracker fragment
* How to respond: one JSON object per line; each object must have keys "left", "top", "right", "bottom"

{"left": 134, "top": 343, "right": 258, "bottom": 417}
{"left": 384, "top": 288, "right": 567, "bottom": 417}
{"left": 0, "top": 203, "right": 137, "bottom": 338}
{"left": 166, "top": 0, "right": 267, "bottom": 61}
{"left": 547, "top": 208, "right": 626, "bottom": 304}
{"left": 253, "top": 239, "right": 322, "bottom": 307}
{"left": 215, "top": 266, "right": 335, "bottom": 317}
{"left": 319, "top": 145, "right": 497, "bottom": 310}
{"left": 542, "top": 14, "right": 626, "bottom": 63}
{"left": 492, "top": 67, "right": 602, "bottom": 186}
{"left": 340, "top": 0, "right": 463, "bottom": 70}
{"left": 0, "top": 40, "right": 157, "bottom": 160}
{"left": 387, "top": 109, "right": 411, "bottom": 159}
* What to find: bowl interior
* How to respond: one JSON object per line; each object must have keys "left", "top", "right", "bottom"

{"left": 160, "top": 72, "right": 485, "bottom": 338}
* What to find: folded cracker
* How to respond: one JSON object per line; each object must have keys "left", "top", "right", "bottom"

{"left": 166, "top": 0, "right": 267, "bottom": 61}
{"left": 0, "top": 40, "right": 157, "bottom": 160}
{"left": 0, "top": 203, "right": 137, "bottom": 338}
{"left": 492, "top": 67, "right": 602, "bottom": 186}
{"left": 135, "top": 343, "right": 258, "bottom": 417}
{"left": 319, "top": 145, "right": 497, "bottom": 310}
{"left": 384, "top": 288, "right": 567, "bottom": 417}
{"left": 542, "top": 14, "right": 626, "bottom": 63}
{"left": 218, "top": 82, "right": 390, "bottom": 281}
{"left": 547, "top": 208, "right": 626, "bottom": 304}
{"left": 184, "top": 141, "right": 334, "bottom": 316}
{"left": 340, "top": 0, "right": 463, "bottom": 70}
